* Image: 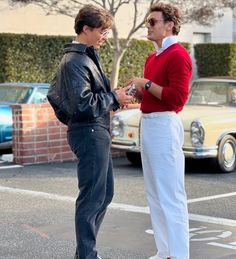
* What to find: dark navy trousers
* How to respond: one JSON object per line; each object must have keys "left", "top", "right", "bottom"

{"left": 67, "top": 125, "right": 114, "bottom": 259}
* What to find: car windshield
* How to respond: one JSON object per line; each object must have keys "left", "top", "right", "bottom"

{"left": 0, "top": 85, "right": 33, "bottom": 103}
{"left": 187, "top": 80, "right": 236, "bottom": 106}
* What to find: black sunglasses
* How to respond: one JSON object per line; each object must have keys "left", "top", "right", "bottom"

{"left": 145, "top": 18, "right": 165, "bottom": 27}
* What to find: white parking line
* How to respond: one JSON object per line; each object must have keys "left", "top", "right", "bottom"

{"left": 109, "top": 203, "right": 236, "bottom": 227}
{"left": 0, "top": 186, "right": 75, "bottom": 202}
{"left": 208, "top": 242, "right": 236, "bottom": 250}
{"left": 187, "top": 192, "right": 236, "bottom": 204}
{"left": 0, "top": 185, "right": 236, "bottom": 227}
{"left": 0, "top": 165, "right": 23, "bottom": 169}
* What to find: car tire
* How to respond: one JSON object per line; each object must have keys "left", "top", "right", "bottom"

{"left": 126, "top": 152, "right": 142, "bottom": 166}
{"left": 217, "top": 135, "right": 236, "bottom": 173}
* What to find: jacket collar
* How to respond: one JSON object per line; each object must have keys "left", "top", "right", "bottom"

{"left": 64, "top": 43, "right": 94, "bottom": 54}
{"left": 63, "top": 43, "right": 110, "bottom": 91}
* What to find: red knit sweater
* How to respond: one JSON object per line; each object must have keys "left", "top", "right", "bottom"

{"left": 141, "top": 43, "right": 192, "bottom": 113}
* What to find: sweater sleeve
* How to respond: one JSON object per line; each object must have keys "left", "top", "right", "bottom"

{"left": 161, "top": 50, "right": 192, "bottom": 109}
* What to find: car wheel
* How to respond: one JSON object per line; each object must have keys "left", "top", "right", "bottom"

{"left": 217, "top": 135, "right": 236, "bottom": 173}
{"left": 126, "top": 152, "right": 141, "bottom": 166}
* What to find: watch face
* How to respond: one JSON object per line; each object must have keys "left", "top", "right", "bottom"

{"left": 145, "top": 81, "right": 152, "bottom": 90}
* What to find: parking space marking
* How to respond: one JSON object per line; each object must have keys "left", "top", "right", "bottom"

{"left": 0, "top": 185, "right": 236, "bottom": 227}
{"left": 208, "top": 242, "right": 236, "bottom": 249}
{"left": 147, "top": 226, "right": 236, "bottom": 251}
{"left": 0, "top": 185, "right": 75, "bottom": 202}
{"left": 0, "top": 165, "right": 23, "bottom": 169}
{"left": 190, "top": 229, "right": 232, "bottom": 241}
{"left": 148, "top": 227, "right": 233, "bottom": 241}
{"left": 189, "top": 213, "right": 236, "bottom": 227}
{"left": 187, "top": 192, "right": 236, "bottom": 204}
{"left": 109, "top": 203, "right": 236, "bottom": 227}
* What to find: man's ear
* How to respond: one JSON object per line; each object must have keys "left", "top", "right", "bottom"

{"left": 166, "top": 21, "right": 174, "bottom": 33}
{"left": 82, "top": 25, "right": 91, "bottom": 35}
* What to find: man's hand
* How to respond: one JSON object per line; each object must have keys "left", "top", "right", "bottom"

{"left": 124, "top": 77, "right": 147, "bottom": 102}
{"left": 126, "top": 77, "right": 162, "bottom": 100}
{"left": 114, "top": 86, "right": 133, "bottom": 106}
{"left": 125, "top": 77, "right": 147, "bottom": 91}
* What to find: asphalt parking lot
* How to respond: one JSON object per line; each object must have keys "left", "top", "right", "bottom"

{"left": 0, "top": 156, "right": 236, "bottom": 259}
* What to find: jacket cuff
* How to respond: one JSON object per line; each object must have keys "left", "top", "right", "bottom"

{"left": 111, "top": 91, "right": 120, "bottom": 111}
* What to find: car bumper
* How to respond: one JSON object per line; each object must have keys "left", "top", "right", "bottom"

{"left": 183, "top": 146, "right": 218, "bottom": 158}
{"left": 112, "top": 140, "right": 140, "bottom": 152}
{"left": 0, "top": 141, "right": 12, "bottom": 150}
{"left": 112, "top": 140, "right": 218, "bottom": 158}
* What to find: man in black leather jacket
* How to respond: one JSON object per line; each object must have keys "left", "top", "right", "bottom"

{"left": 48, "top": 4, "right": 133, "bottom": 259}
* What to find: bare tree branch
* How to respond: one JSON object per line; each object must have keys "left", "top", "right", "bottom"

{"left": 7, "top": 0, "right": 236, "bottom": 87}
{"left": 125, "top": 0, "right": 155, "bottom": 45}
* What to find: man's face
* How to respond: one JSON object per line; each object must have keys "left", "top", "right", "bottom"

{"left": 87, "top": 27, "right": 110, "bottom": 49}
{"left": 145, "top": 11, "right": 172, "bottom": 43}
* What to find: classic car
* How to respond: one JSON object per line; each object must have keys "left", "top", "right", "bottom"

{"left": 111, "top": 77, "right": 236, "bottom": 173}
{"left": 0, "top": 82, "right": 49, "bottom": 149}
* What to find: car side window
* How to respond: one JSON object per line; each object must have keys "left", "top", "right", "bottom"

{"left": 31, "top": 88, "right": 48, "bottom": 104}
{"left": 188, "top": 81, "right": 231, "bottom": 106}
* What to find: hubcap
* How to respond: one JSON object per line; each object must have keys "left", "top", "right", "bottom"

{"left": 222, "top": 141, "right": 236, "bottom": 168}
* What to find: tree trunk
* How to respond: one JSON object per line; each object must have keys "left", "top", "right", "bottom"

{"left": 110, "top": 24, "right": 128, "bottom": 89}
{"left": 110, "top": 49, "right": 125, "bottom": 89}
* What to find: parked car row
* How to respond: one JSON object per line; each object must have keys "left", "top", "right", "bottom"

{"left": 1, "top": 78, "right": 236, "bottom": 173}
{"left": 0, "top": 83, "right": 49, "bottom": 149}
{"left": 111, "top": 77, "right": 236, "bottom": 173}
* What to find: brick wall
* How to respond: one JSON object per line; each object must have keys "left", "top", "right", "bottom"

{"left": 12, "top": 103, "right": 125, "bottom": 165}
{"left": 12, "top": 103, "right": 76, "bottom": 165}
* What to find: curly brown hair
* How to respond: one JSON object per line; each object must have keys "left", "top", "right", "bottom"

{"left": 148, "top": 2, "right": 182, "bottom": 35}
{"left": 74, "top": 4, "right": 113, "bottom": 34}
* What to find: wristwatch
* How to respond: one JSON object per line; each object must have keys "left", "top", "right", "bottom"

{"left": 145, "top": 80, "right": 152, "bottom": 90}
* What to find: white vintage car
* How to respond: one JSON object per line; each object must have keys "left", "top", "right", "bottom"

{"left": 111, "top": 77, "right": 236, "bottom": 173}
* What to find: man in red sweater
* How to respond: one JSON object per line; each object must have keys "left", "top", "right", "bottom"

{"left": 127, "top": 2, "right": 192, "bottom": 259}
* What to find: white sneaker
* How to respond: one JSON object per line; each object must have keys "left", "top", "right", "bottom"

{"left": 97, "top": 256, "right": 102, "bottom": 259}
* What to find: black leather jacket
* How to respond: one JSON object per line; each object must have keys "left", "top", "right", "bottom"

{"left": 49, "top": 43, "right": 120, "bottom": 129}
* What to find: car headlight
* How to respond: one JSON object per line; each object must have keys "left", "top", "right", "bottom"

{"left": 111, "top": 115, "right": 124, "bottom": 137}
{"left": 190, "top": 120, "right": 205, "bottom": 146}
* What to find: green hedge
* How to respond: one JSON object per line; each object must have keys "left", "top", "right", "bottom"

{"left": 194, "top": 43, "right": 236, "bottom": 77}
{"left": 99, "top": 39, "right": 155, "bottom": 85}
{"left": 0, "top": 33, "right": 191, "bottom": 85}
{"left": 0, "top": 34, "right": 73, "bottom": 83}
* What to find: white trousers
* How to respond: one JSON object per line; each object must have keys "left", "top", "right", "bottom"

{"left": 141, "top": 112, "right": 189, "bottom": 259}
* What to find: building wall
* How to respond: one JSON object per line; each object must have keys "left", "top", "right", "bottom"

{"left": 179, "top": 9, "right": 233, "bottom": 44}
{"left": 1, "top": 3, "right": 74, "bottom": 36}
{"left": 234, "top": 8, "right": 236, "bottom": 41}
{"left": 0, "top": 2, "right": 234, "bottom": 44}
